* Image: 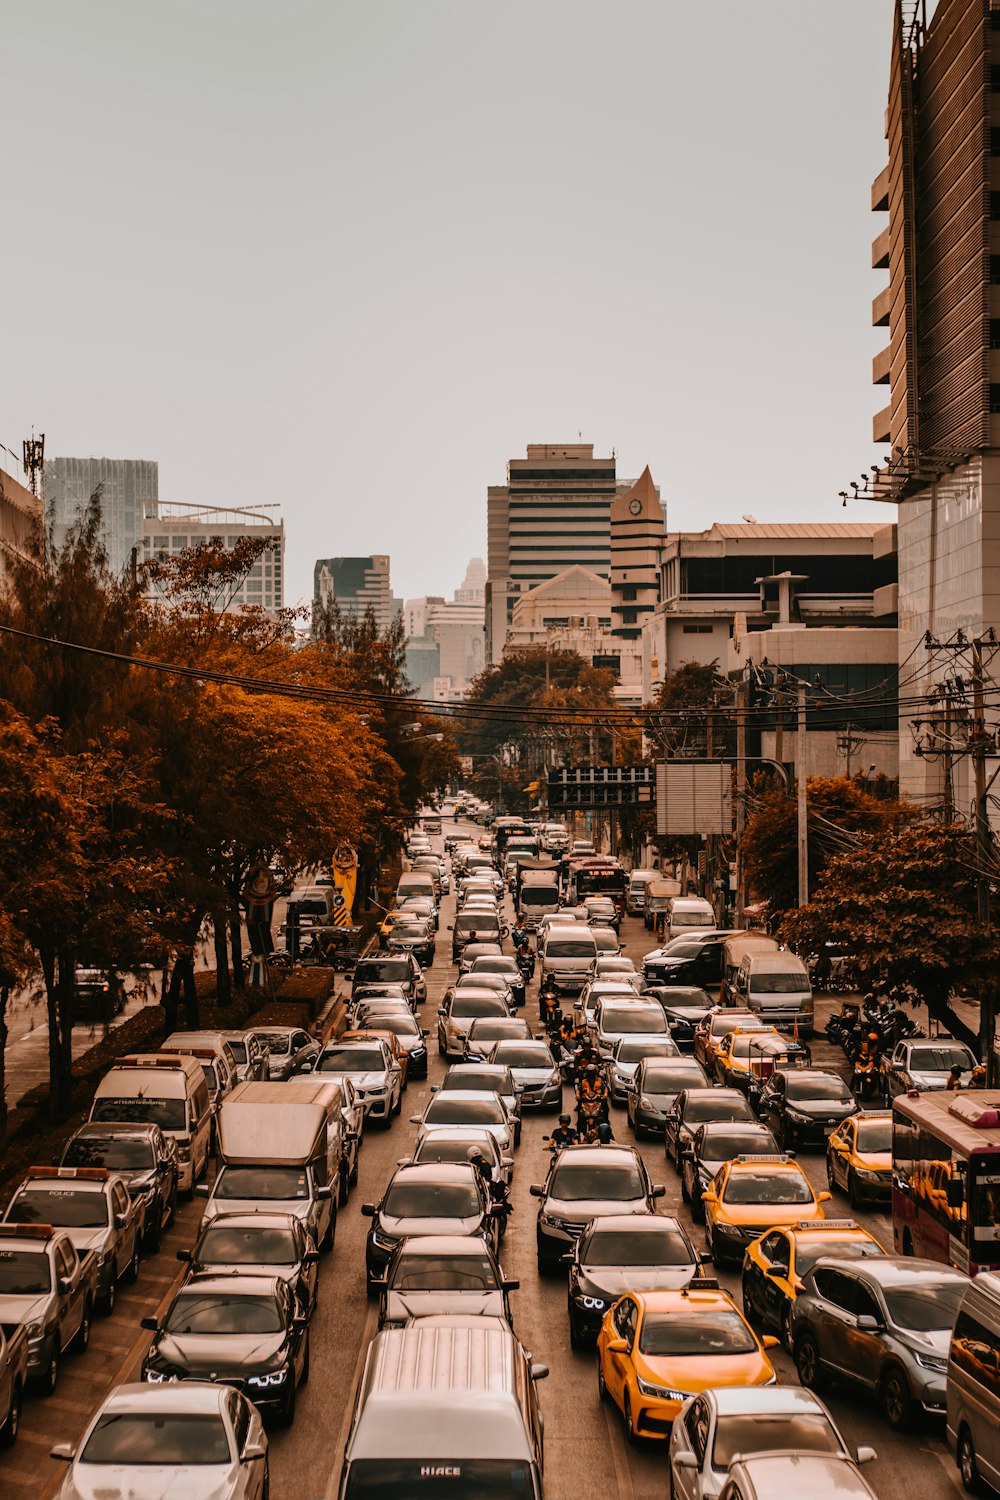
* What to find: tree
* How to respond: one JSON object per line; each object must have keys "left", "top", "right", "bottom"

{"left": 741, "top": 775, "right": 906, "bottom": 916}
{"left": 781, "top": 821, "right": 1000, "bottom": 1053}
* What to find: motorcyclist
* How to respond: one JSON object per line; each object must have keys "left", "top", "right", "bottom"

{"left": 547, "top": 1113, "right": 580, "bottom": 1151}
{"left": 466, "top": 1145, "right": 511, "bottom": 1222}
{"left": 576, "top": 1061, "right": 610, "bottom": 1139}
{"left": 595, "top": 1120, "right": 615, "bottom": 1144}
{"left": 946, "top": 1063, "right": 964, "bottom": 1092}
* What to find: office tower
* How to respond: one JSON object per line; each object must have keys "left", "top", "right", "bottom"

{"left": 143, "top": 504, "right": 284, "bottom": 614}
{"left": 45, "top": 456, "right": 158, "bottom": 574}
{"left": 313, "top": 555, "right": 393, "bottom": 630}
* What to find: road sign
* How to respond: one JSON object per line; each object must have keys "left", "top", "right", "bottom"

{"left": 655, "top": 762, "right": 731, "bottom": 835}
{"left": 547, "top": 765, "right": 656, "bottom": 810}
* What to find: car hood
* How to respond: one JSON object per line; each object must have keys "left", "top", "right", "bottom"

{"left": 193, "top": 1260, "right": 299, "bottom": 1285}
{"left": 661, "top": 1006, "right": 712, "bottom": 1026}
{"left": 153, "top": 1330, "right": 289, "bottom": 1374}
{"left": 902, "top": 1326, "right": 952, "bottom": 1359}
{"left": 384, "top": 1290, "right": 505, "bottom": 1321}
{"left": 345, "top": 1072, "right": 390, "bottom": 1089}
{"left": 908, "top": 1070, "right": 972, "bottom": 1088}
{"left": 582, "top": 1265, "right": 697, "bottom": 1297}
{"left": 855, "top": 1151, "right": 891, "bottom": 1172}
{"left": 0, "top": 1293, "right": 50, "bottom": 1325}
{"left": 787, "top": 1099, "right": 855, "bottom": 1117}
{"left": 379, "top": 1213, "right": 485, "bottom": 1239}
{"left": 62, "top": 1463, "right": 239, "bottom": 1500}
{"left": 509, "top": 1066, "right": 555, "bottom": 1084}
{"left": 63, "top": 1229, "right": 111, "bottom": 1255}
{"left": 546, "top": 1196, "right": 648, "bottom": 1220}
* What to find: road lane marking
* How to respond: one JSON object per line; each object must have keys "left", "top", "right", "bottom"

{"left": 324, "top": 1292, "right": 379, "bottom": 1500}
{"left": 602, "top": 1400, "right": 637, "bottom": 1500}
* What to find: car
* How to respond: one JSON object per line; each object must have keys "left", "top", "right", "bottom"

{"left": 644, "top": 986, "right": 717, "bottom": 1052}
{"left": 881, "top": 1037, "right": 977, "bottom": 1100}
{"left": 592, "top": 998, "right": 668, "bottom": 1057}
{"left": 643, "top": 930, "right": 740, "bottom": 989}
{"left": 376, "top": 1233, "right": 518, "bottom": 1328}
{"left": 578, "top": 980, "right": 640, "bottom": 1027}
{"left": 362, "top": 1163, "right": 500, "bottom": 1293}
{"left": 59, "top": 1121, "right": 178, "bottom": 1250}
{"left": 141, "top": 1273, "right": 309, "bottom": 1424}
{"left": 484, "top": 1039, "right": 563, "bottom": 1111}
{"left": 668, "top": 1385, "right": 874, "bottom": 1500}
{"left": 352, "top": 1005, "right": 430, "bottom": 1079}
{"left": 664, "top": 1087, "right": 757, "bottom": 1170}
{"left": 398, "top": 894, "right": 438, "bottom": 931}
{"left": 72, "top": 967, "right": 125, "bottom": 1023}
{"left": 455, "top": 971, "right": 517, "bottom": 1007}
{"left": 530, "top": 1143, "right": 665, "bottom": 1274}
{"left": 451, "top": 910, "right": 504, "bottom": 963}
{"left": 642, "top": 930, "right": 731, "bottom": 979}
{"left": 717, "top": 1453, "right": 880, "bottom": 1500}
{"left": 403, "top": 1129, "right": 514, "bottom": 1188}
{"left": 591, "top": 955, "right": 642, "bottom": 985}
{"left": 437, "top": 987, "right": 511, "bottom": 1059}
{"left": 713, "top": 1026, "right": 781, "bottom": 1089}
{"left": 411, "top": 1090, "right": 515, "bottom": 1154}
{"left": 385, "top": 917, "right": 436, "bottom": 969}
{"left": 596, "top": 1285, "right": 779, "bottom": 1441}
{"left": 50, "top": 1382, "right": 268, "bottom": 1498}
{"left": 627, "top": 1057, "right": 711, "bottom": 1139}
{"left": 436, "top": 1065, "right": 520, "bottom": 1141}
{"left": 313, "top": 1072, "right": 364, "bottom": 1198}
{"left": 340, "top": 1028, "right": 410, "bottom": 1089}
{"left": 566, "top": 1213, "right": 702, "bottom": 1347}
{"left": 313, "top": 1038, "right": 403, "bottom": 1126}
{"left": 693, "top": 1009, "right": 767, "bottom": 1071}
{"left": 0, "top": 1223, "right": 99, "bottom": 1394}
{"left": 826, "top": 1108, "right": 892, "bottom": 1206}
{"left": 791, "top": 1255, "right": 968, "bottom": 1429}
{"left": 583, "top": 896, "right": 620, "bottom": 933}
{"left": 349, "top": 983, "right": 411, "bottom": 1021}
{"left": 702, "top": 1154, "right": 831, "bottom": 1266}
{"left": 178, "top": 1211, "right": 320, "bottom": 1317}
{"left": 4, "top": 1167, "right": 143, "bottom": 1316}
{"left": 741, "top": 1218, "right": 886, "bottom": 1345}
{"left": 463, "top": 1015, "right": 533, "bottom": 1055}
{"left": 756, "top": 1069, "right": 858, "bottom": 1150}
{"left": 681, "top": 1121, "right": 780, "bottom": 1223}
{"left": 605, "top": 1037, "right": 680, "bottom": 1106}
{"left": 251, "top": 1026, "right": 320, "bottom": 1082}
{"left": 352, "top": 954, "right": 427, "bottom": 1008}
{"left": 218, "top": 1030, "right": 269, "bottom": 1083}
{"left": 468, "top": 954, "right": 526, "bottom": 1007}
{"left": 457, "top": 940, "right": 504, "bottom": 976}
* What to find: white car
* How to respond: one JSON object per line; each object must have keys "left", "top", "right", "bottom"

{"left": 313, "top": 1039, "right": 403, "bottom": 1126}
{"left": 411, "top": 1090, "right": 515, "bottom": 1154}
{"left": 668, "top": 1385, "right": 873, "bottom": 1500}
{"left": 52, "top": 1381, "right": 268, "bottom": 1499}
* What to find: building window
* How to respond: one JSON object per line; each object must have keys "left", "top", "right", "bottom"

{"left": 991, "top": 256, "right": 1000, "bottom": 283}
{"left": 620, "top": 586, "right": 637, "bottom": 601}
{"left": 991, "top": 384, "right": 1000, "bottom": 413}
{"left": 682, "top": 624, "right": 714, "bottom": 635}
{"left": 591, "top": 655, "right": 621, "bottom": 674}
{"left": 991, "top": 320, "right": 1000, "bottom": 350}
{"left": 992, "top": 63, "right": 1000, "bottom": 88}
{"left": 990, "top": 192, "right": 1000, "bottom": 219}
{"left": 992, "top": 127, "right": 1000, "bottom": 155}
{"left": 621, "top": 609, "right": 638, "bottom": 624}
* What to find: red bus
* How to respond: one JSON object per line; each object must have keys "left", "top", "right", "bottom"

{"left": 892, "top": 1088, "right": 1000, "bottom": 1275}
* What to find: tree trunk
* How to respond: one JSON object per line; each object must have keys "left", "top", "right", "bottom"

{"left": 180, "top": 956, "right": 199, "bottom": 1029}
{"left": 0, "top": 986, "right": 9, "bottom": 1147}
{"left": 213, "top": 912, "right": 231, "bottom": 1007}
{"left": 163, "top": 960, "right": 180, "bottom": 1036}
{"left": 925, "top": 981, "right": 981, "bottom": 1056}
{"left": 44, "top": 947, "right": 75, "bottom": 1122}
{"left": 229, "top": 904, "right": 245, "bottom": 993}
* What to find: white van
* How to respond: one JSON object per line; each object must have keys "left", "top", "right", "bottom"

{"left": 721, "top": 934, "right": 780, "bottom": 1005}
{"left": 90, "top": 1054, "right": 211, "bottom": 1193}
{"left": 540, "top": 924, "right": 599, "bottom": 996}
{"left": 666, "top": 896, "right": 716, "bottom": 943}
{"left": 948, "top": 1268, "right": 1000, "bottom": 1494}
{"left": 734, "top": 951, "right": 814, "bottom": 1035}
{"left": 626, "top": 869, "right": 657, "bottom": 916}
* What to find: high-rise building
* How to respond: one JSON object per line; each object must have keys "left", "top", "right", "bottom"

{"left": 403, "top": 557, "right": 486, "bottom": 697}
{"left": 867, "top": 0, "right": 1000, "bottom": 807}
{"left": 44, "top": 456, "right": 158, "bottom": 574}
{"left": 610, "top": 466, "right": 665, "bottom": 697}
{"left": 142, "top": 503, "right": 284, "bottom": 614}
{"left": 313, "top": 555, "right": 393, "bottom": 630}
{"left": 486, "top": 443, "right": 617, "bottom": 663}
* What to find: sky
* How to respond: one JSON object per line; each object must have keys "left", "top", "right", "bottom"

{"left": 2, "top": 1, "right": 895, "bottom": 609}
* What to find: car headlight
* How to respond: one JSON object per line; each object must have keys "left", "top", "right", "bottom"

{"left": 854, "top": 1167, "right": 887, "bottom": 1182}
{"left": 714, "top": 1220, "right": 745, "bottom": 1237}
{"left": 639, "top": 1095, "right": 654, "bottom": 1110}
{"left": 143, "top": 1368, "right": 172, "bottom": 1383}
{"left": 637, "top": 1376, "right": 689, "bottom": 1401}
{"left": 785, "top": 1108, "right": 810, "bottom": 1123}
{"left": 540, "top": 1211, "right": 563, "bottom": 1228}
{"left": 25, "top": 1321, "right": 45, "bottom": 1340}
{"left": 247, "top": 1367, "right": 289, "bottom": 1388}
{"left": 576, "top": 1294, "right": 606, "bottom": 1310}
{"left": 914, "top": 1351, "right": 948, "bottom": 1374}
{"left": 371, "top": 1228, "right": 397, "bottom": 1251}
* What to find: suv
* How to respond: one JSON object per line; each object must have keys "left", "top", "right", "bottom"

{"left": 530, "top": 1143, "right": 665, "bottom": 1273}
{"left": 362, "top": 1163, "right": 500, "bottom": 1293}
{"left": 4, "top": 1167, "right": 142, "bottom": 1315}
{"left": 60, "top": 1122, "right": 178, "bottom": 1250}
{"left": 0, "top": 1223, "right": 99, "bottom": 1393}
{"left": 352, "top": 955, "right": 427, "bottom": 1009}
{"left": 880, "top": 1038, "right": 977, "bottom": 1100}
{"left": 313, "top": 1038, "right": 403, "bottom": 1127}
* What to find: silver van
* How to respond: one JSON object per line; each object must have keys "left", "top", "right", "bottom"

{"left": 340, "top": 1316, "right": 547, "bottom": 1500}
{"left": 948, "top": 1268, "right": 1000, "bottom": 1494}
{"left": 540, "top": 924, "right": 598, "bottom": 996}
{"left": 735, "top": 951, "right": 814, "bottom": 1034}
{"left": 721, "top": 934, "right": 779, "bottom": 1005}
{"left": 626, "top": 869, "right": 657, "bottom": 916}
{"left": 666, "top": 896, "right": 716, "bottom": 943}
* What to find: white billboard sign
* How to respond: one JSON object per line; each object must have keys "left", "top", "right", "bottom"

{"left": 656, "top": 761, "right": 732, "bottom": 836}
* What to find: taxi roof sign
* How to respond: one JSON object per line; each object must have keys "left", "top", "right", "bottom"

{"left": 795, "top": 1219, "right": 859, "bottom": 1232}
{"left": 734, "top": 1154, "right": 793, "bottom": 1164}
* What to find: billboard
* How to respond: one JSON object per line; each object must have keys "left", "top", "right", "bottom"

{"left": 656, "top": 762, "right": 731, "bottom": 836}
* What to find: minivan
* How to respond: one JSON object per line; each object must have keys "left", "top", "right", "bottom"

{"left": 90, "top": 1053, "right": 212, "bottom": 1193}
{"left": 948, "top": 1268, "right": 1000, "bottom": 1494}
{"left": 721, "top": 934, "right": 779, "bottom": 1005}
{"left": 626, "top": 869, "right": 657, "bottom": 916}
{"left": 340, "top": 1316, "right": 547, "bottom": 1500}
{"left": 733, "top": 951, "right": 814, "bottom": 1034}
{"left": 540, "top": 924, "right": 599, "bottom": 996}
{"left": 665, "top": 896, "right": 716, "bottom": 943}
{"left": 643, "top": 879, "right": 676, "bottom": 931}
{"left": 397, "top": 872, "right": 436, "bottom": 904}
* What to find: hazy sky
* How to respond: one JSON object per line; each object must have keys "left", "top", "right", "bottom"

{"left": 2, "top": 1, "right": 894, "bottom": 609}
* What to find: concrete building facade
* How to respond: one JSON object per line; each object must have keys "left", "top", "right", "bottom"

{"left": 403, "top": 557, "right": 486, "bottom": 698}
{"left": 611, "top": 465, "right": 665, "bottom": 699}
{"left": 504, "top": 565, "right": 617, "bottom": 668}
{"left": 313, "top": 555, "right": 393, "bottom": 630}
{"left": 0, "top": 467, "right": 43, "bottom": 580}
{"left": 142, "top": 503, "right": 284, "bottom": 613}
{"left": 45, "top": 456, "right": 158, "bottom": 575}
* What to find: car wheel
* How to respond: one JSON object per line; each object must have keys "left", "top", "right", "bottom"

{"left": 339, "top": 1163, "right": 350, "bottom": 1208}
{"left": 781, "top": 1300, "right": 794, "bottom": 1349}
{"left": 825, "top": 1153, "right": 836, "bottom": 1191}
{"left": 958, "top": 1428, "right": 981, "bottom": 1494}
{"left": 795, "top": 1331, "right": 827, "bottom": 1393}
{"left": 127, "top": 1238, "right": 141, "bottom": 1284}
{"left": 39, "top": 1347, "right": 59, "bottom": 1397}
{"left": 102, "top": 1273, "right": 117, "bottom": 1316}
{"left": 741, "top": 1281, "right": 758, "bottom": 1326}
{"left": 568, "top": 1301, "right": 585, "bottom": 1350}
{"left": 622, "top": 1387, "right": 639, "bottom": 1445}
{"left": 680, "top": 1169, "right": 690, "bottom": 1203}
{"left": 880, "top": 1365, "right": 912, "bottom": 1431}
{"left": 321, "top": 1209, "right": 336, "bottom": 1253}
{"left": 0, "top": 1379, "right": 21, "bottom": 1447}
{"left": 146, "top": 1206, "right": 162, "bottom": 1254}
{"left": 597, "top": 1355, "right": 609, "bottom": 1402}
{"left": 261, "top": 1458, "right": 270, "bottom": 1500}
{"left": 278, "top": 1372, "right": 297, "bottom": 1427}
{"left": 847, "top": 1169, "right": 860, "bottom": 1210}
{"left": 349, "top": 1154, "right": 359, "bottom": 1187}
{"left": 299, "top": 1332, "right": 310, "bottom": 1386}
{"left": 691, "top": 1191, "right": 705, "bottom": 1225}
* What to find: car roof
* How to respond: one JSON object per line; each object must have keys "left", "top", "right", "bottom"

{"left": 100, "top": 1381, "right": 229, "bottom": 1415}
{"left": 391, "top": 1162, "right": 480, "bottom": 1183}
{"left": 708, "top": 1386, "right": 831, "bottom": 1416}
{"left": 553, "top": 1145, "right": 640, "bottom": 1167}
{"left": 73, "top": 1121, "right": 161, "bottom": 1139}
{"left": 633, "top": 1287, "right": 734, "bottom": 1311}
{"left": 427, "top": 1091, "right": 504, "bottom": 1107}
{"left": 395, "top": 1234, "right": 494, "bottom": 1257}
{"left": 413, "top": 1131, "right": 500, "bottom": 1157}
{"left": 584, "top": 1214, "right": 684, "bottom": 1234}
{"left": 810, "top": 1254, "right": 964, "bottom": 1285}
{"left": 176, "top": 1273, "right": 283, "bottom": 1296}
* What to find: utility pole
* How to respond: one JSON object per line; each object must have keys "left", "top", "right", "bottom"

{"left": 797, "top": 684, "right": 809, "bottom": 907}
{"left": 735, "top": 681, "right": 747, "bottom": 927}
{"left": 972, "top": 644, "right": 997, "bottom": 1080}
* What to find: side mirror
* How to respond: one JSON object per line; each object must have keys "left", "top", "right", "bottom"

{"left": 503, "top": 1278, "right": 520, "bottom": 1291}
{"left": 817, "top": 1191, "right": 831, "bottom": 1204}
{"left": 430, "top": 1084, "right": 439, "bottom": 1093}
{"left": 856, "top": 1447, "right": 877, "bottom": 1466}
{"left": 422, "top": 1029, "right": 430, "bottom": 1038}
{"left": 529, "top": 1362, "right": 549, "bottom": 1380}
{"left": 58, "top": 1278, "right": 73, "bottom": 1296}
{"left": 857, "top": 1314, "right": 882, "bottom": 1332}
{"left": 304, "top": 1250, "right": 320, "bottom": 1264}
{"left": 360, "top": 1203, "right": 377, "bottom": 1217}
{"left": 605, "top": 1337, "right": 628, "bottom": 1354}
{"left": 766, "top": 1264, "right": 788, "bottom": 1281}
{"left": 140, "top": 1316, "right": 159, "bottom": 1331}
{"left": 176, "top": 1248, "right": 192, "bottom": 1262}
{"left": 651, "top": 1185, "right": 666, "bottom": 1199}
{"left": 409, "top": 1115, "right": 423, "bottom": 1125}
{"left": 529, "top": 1184, "right": 544, "bottom": 1197}
{"left": 762, "top": 1335, "right": 780, "bottom": 1350}
{"left": 50, "top": 1443, "right": 76, "bottom": 1462}
{"left": 115, "top": 1213, "right": 128, "bottom": 1231}
{"left": 243, "top": 1439, "right": 268, "bottom": 1461}
{"left": 316, "top": 1185, "right": 333, "bottom": 1201}
{"left": 701, "top": 1190, "right": 718, "bottom": 1204}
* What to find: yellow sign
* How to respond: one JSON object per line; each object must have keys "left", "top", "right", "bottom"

{"left": 332, "top": 843, "right": 358, "bottom": 921}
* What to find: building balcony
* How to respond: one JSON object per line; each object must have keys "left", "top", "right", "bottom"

{"left": 873, "top": 403, "right": 892, "bottom": 445}
{"left": 873, "top": 582, "right": 898, "bottom": 618}
{"left": 872, "top": 344, "right": 891, "bottom": 385}
{"left": 871, "top": 164, "right": 890, "bottom": 213}
{"left": 871, "top": 226, "right": 890, "bottom": 270}
{"left": 872, "top": 284, "right": 891, "bottom": 328}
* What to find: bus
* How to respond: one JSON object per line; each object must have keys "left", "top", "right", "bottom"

{"left": 892, "top": 1089, "right": 1000, "bottom": 1275}
{"left": 565, "top": 858, "right": 628, "bottom": 914}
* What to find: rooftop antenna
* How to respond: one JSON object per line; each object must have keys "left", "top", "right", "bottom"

{"left": 22, "top": 431, "right": 45, "bottom": 500}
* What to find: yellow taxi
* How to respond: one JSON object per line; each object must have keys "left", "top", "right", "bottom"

{"left": 825, "top": 1108, "right": 892, "bottom": 1207}
{"left": 378, "top": 909, "right": 404, "bottom": 946}
{"left": 741, "top": 1217, "right": 886, "bottom": 1345}
{"left": 712, "top": 1025, "right": 779, "bottom": 1090}
{"left": 700, "top": 1154, "right": 830, "bottom": 1266}
{"left": 596, "top": 1283, "right": 778, "bottom": 1440}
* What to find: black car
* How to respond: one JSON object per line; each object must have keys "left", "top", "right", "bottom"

{"left": 177, "top": 1211, "right": 320, "bottom": 1316}
{"left": 141, "top": 1273, "right": 309, "bottom": 1425}
{"left": 642, "top": 932, "right": 738, "bottom": 989}
{"left": 643, "top": 985, "right": 715, "bottom": 1052}
{"left": 361, "top": 1163, "right": 500, "bottom": 1294}
{"left": 530, "top": 1144, "right": 665, "bottom": 1274}
{"left": 60, "top": 1122, "right": 178, "bottom": 1251}
{"left": 757, "top": 1068, "right": 858, "bottom": 1150}
{"left": 663, "top": 1086, "right": 756, "bottom": 1170}
{"left": 566, "top": 1213, "right": 701, "bottom": 1347}
{"left": 627, "top": 1057, "right": 710, "bottom": 1139}
{"left": 352, "top": 954, "right": 427, "bottom": 1008}
{"left": 680, "top": 1120, "right": 780, "bottom": 1222}
{"left": 386, "top": 918, "right": 436, "bottom": 969}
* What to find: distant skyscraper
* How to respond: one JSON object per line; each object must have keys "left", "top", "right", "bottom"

{"left": 485, "top": 444, "right": 617, "bottom": 663}
{"left": 143, "top": 503, "right": 284, "bottom": 614}
{"left": 313, "top": 555, "right": 393, "bottom": 630}
{"left": 403, "top": 557, "right": 486, "bottom": 697}
{"left": 44, "top": 456, "right": 158, "bottom": 574}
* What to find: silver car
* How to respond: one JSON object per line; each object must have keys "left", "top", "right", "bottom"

{"left": 485, "top": 1040, "right": 563, "bottom": 1111}
{"left": 51, "top": 1380, "right": 267, "bottom": 1499}
{"left": 605, "top": 1035, "right": 680, "bottom": 1105}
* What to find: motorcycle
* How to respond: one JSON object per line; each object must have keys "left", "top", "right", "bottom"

{"left": 576, "top": 1092, "right": 609, "bottom": 1142}
{"left": 515, "top": 944, "right": 535, "bottom": 982}
{"left": 851, "top": 1055, "right": 883, "bottom": 1101}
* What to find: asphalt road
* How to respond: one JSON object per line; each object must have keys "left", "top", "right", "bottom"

{"left": 12, "top": 814, "right": 964, "bottom": 1500}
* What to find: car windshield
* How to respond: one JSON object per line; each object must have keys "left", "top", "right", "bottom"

{"left": 639, "top": 1310, "right": 756, "bottom": 1355}
{"left": 345, "top": 1459, "right": 534, "bottom": 1500}
{"left": 357, "top": 961, "right": 410, "bottom": 983}
{"left": 0, "top": 1249, "right": 50, "bottom": 1293}
{"left": 618, "top": 1040, "right": 672, "bottom": 1064}
{"left": 473, "top": 960, "right": 518, "bottom": 976}
{"left": 391, "top": 925, "right": 427, "bottom": 940}
{"left": 856, "top": 1119, "right": 892, "bottom": 1153}
{"left": 752, "top": 970, "right": 809, "bottom": 993}
{"left": 645, "top": 1066, "right": 705, "bottom": 1094}
{"left": 713, "top": 1413, "right": 841, "bottom": 1468}
{"left": 165, "top": 1292, "right": 283, "bottom": 1335}
{"left": 425, "top": 1097, "right": 504, "bottom": 1125}
{"left": 392, "top": 1253, "right": 497, "bottom": 1291}
{"left": 382, "top": 1184, "right": 480, "bottom": 1218}
{"left": 909, "top": 1045, "right": 974, "bottom": 1072}
{"left": 215, "top": 1166, "right": 309, "bottom": 1200}
{"left": 257, "top": 1032, "right": 291, "bottom": 1054}
{"left": 443, "top": 1072, "right": 507, "bottom": 1093}
{"left": 200, "top": 1062, "right": 218, "bottom": 1089}
{"left": 795, "top": 1237, "right": 886, "bottom": 1275}
{"left": 414, "top": 1139, "right": 496, "bottom": 1167}
{"left": 786, "top": 1076, "right": 853, "bottom": 1103}
{"left": 547, "top": 940, "right": 596, "bottom": 959}
{"left": 673, "top": 913, "right": 713, "bottom": 927}
{"left": 712, "top": 1015, "right": 762, "bottom": 1037}
{"left": 456, "top": 916, "right": 499, "bottom": 935}
{"left": 493, "top": 1046, "right": 551, "bottom": 1068}
{"left": 884, "top": 1282, "right": 966, "bottom": 1331}
{"left": 196, "top": 1225, "right": 297, "bottom": 1264}
{"left": 92, "top": 1096, "right": 186, "bottom": 1131}
{"left": 63, "top": 1137, "right": 153, "bottom": 1170}
{"left": 603, "top": 1007, "right": 665, "bottom": 1034}
{"left": 583, "top": 1227, "right": 692, "bottom": 1266}
{"left": 723, "top": 1170, "right": 813, "bottom": 1205}
{"left": 549, "top": 1161, "right": 644, "bottom": 1202}
{"left": 686, "top": 1095, "right": 753, "bottom": 1123}
{"left": 319, "top": 1048, "right": 384, "bottom": 1072}
{"left": 701, "top": 1129, "right": 774, "bottom": 1162}
{"left": 656, "top": 990, "right": 711, "bottom": 1009}
{"left": 452, "top": 996, "right": 507, "bottom": 1018}
{"left": 522, "top": 889, "right": 557, "bottom": 907}
{"left": 81, "top": 1413, "right": 231, "bottom": 1466}
{"left": 374, "top": 1015, "right": 419, "bottom": 1038}
{"left": 9, "top": 1188, "right": 109, "bottom": 1228}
